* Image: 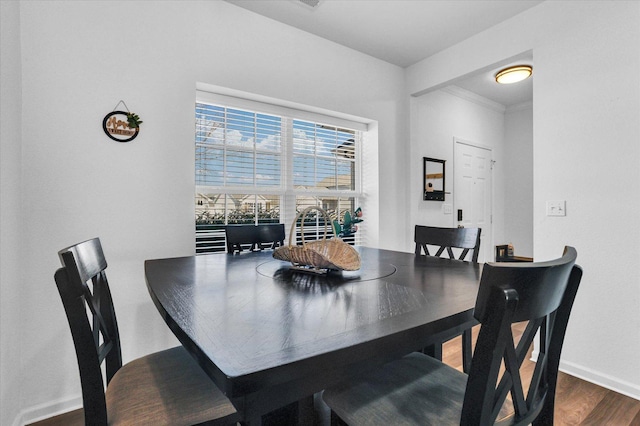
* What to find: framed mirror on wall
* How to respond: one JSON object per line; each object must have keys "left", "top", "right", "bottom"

{"left": 423, "top": 157, "right": 445, "bottom": 201}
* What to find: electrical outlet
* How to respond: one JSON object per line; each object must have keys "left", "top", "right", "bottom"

{"left": 546, "top": 200, "right": 566, "bottom": 217}
{"left": 443, "top": 204, "right": 452, "bottom": 214}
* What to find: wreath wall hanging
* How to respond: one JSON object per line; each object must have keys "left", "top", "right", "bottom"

{"left": 102, "top": 100, "right": 143, "bottom": 143}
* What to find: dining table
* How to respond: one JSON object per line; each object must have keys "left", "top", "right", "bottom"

{"left": 144, "top": 246, "right": 482, "bottom": 425}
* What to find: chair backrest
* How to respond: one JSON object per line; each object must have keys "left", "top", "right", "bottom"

{"left": 54, "top": 238, "right": 121, "bottom": 425}
{"left": 414, "top": 225, "right": 482, "bottom": 262}
{"left": 226, "top": 223, "right": 285, "bottom": 253}
{"left": 462, "top": 247, "right": 582, "bottom": 425}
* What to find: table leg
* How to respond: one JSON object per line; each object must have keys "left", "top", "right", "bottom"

{"left": 462, "top": 328, "right": 473, "bottom": 373}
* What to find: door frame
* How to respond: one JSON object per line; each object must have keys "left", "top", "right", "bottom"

{"left": 453, "top": 137, "right": 493, "bottom": 262}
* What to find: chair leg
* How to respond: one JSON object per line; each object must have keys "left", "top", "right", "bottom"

{"left": 462, "top": 328, "right": 473, "bottom": 373}
{"left": 532, "top": 397, "right": 555, "bottom": 426}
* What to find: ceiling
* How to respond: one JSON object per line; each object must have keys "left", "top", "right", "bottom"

{"left": 225, "top": 0, "right": 538, "bottom": 107}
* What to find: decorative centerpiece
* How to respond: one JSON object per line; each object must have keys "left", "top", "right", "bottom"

{"left": 273, "top": 206, "right": 361, "bottom": 273}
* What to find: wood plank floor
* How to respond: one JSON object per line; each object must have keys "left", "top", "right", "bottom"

{"left": 29, "top": 324, "right": 640, "bottom": 426}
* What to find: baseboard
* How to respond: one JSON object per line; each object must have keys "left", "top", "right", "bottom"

{"left": 12, "top": 395, "right": 81, "bottom": 426}
{"left": 558, "top": 359, "right": 640, "bottom": 401}
{"left": 532, "top": 349, "right": 640, "bottom": 401}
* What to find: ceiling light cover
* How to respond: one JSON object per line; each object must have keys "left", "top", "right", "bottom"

{"left": 495, "top": 65, "right": 532, "bottom": 84}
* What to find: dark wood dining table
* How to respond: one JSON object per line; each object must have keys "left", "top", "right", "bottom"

{"left": 145, "top": 246, "right": 482, "bottom": 424}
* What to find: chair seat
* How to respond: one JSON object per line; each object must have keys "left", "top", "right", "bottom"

{"left": 323, "top": 352, "right": 466, "bottom": 426}
{"left": 106, "top": 346, "right": 239, "bottom": 426}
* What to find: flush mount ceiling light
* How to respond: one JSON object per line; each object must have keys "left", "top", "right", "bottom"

{"left": 495, "top": 65, "right": 533, "bottom": 84}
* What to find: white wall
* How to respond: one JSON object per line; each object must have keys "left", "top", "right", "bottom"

{"left": 407, "top": 0, "right": 640, "bottom": 399}
{"left": 503, "top": 103, "right": 533, "bottom": 258}
{"left": 1, "top": 1, "right": 24, "bottom": 425}
{"left": 6, "top": 1, "right": 407, "bottom": 423}
{"left": 409, "top": 88, "right": 506, "bottom": 259}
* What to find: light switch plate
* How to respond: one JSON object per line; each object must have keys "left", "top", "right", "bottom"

{"left": 546, "top": 200, "right": 566, "bottom": 217}
{"left": 443, "top": 204, "right": 452, "bottom": 214}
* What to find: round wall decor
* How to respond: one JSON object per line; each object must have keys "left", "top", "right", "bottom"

{"left": 102, "top": 111, "right": 139, "bottom": 142}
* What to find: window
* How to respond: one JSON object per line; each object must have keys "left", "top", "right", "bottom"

{"left": 195, "top": 90, "right": 365, "bottom": 254}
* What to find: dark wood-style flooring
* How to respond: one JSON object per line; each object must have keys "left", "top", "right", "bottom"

{"left": 29, "top": 324, "right": 640, "bottom": 426}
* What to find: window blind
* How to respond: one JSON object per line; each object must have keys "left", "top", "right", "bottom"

{"left": 195, "top": 90, "right": 365, "bottom": 253}
{"left": 196, "top": 103, "right": 282, "bottom": 189}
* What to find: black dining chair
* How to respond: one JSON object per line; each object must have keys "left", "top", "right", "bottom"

{"left": 324, "top": 246, "right": 582, "bottom": 426}
{"left": 415, "top": 225, "right": 482, "bottom": 372}
{"left": 415, "top": 225, "right": 481, "bottom": 262}
{"left": 226, "top": 223, "right": 285, "bottom": 254}
{"left": 54, "top": 238, "right": 240, "bottom": 426}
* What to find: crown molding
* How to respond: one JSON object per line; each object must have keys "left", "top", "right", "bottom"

{"left": 506, "top": 100, "right": 533, "bottom": 113}
{"left": 442, "top": 85, "right": 506, "bottom": 113}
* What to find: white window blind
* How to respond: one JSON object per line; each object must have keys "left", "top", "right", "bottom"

{"left": 195, "top": 90, "right": 365, "bottom": 254}
{"left": 195, "top": 104, "right": 282, "bottom": 189}
{"left": 292, "top": 120, "right": 357, "bottom": 193}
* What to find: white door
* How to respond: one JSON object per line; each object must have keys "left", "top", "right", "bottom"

{"left": 454, "top": 140, "right": 492, "bottom": 263}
